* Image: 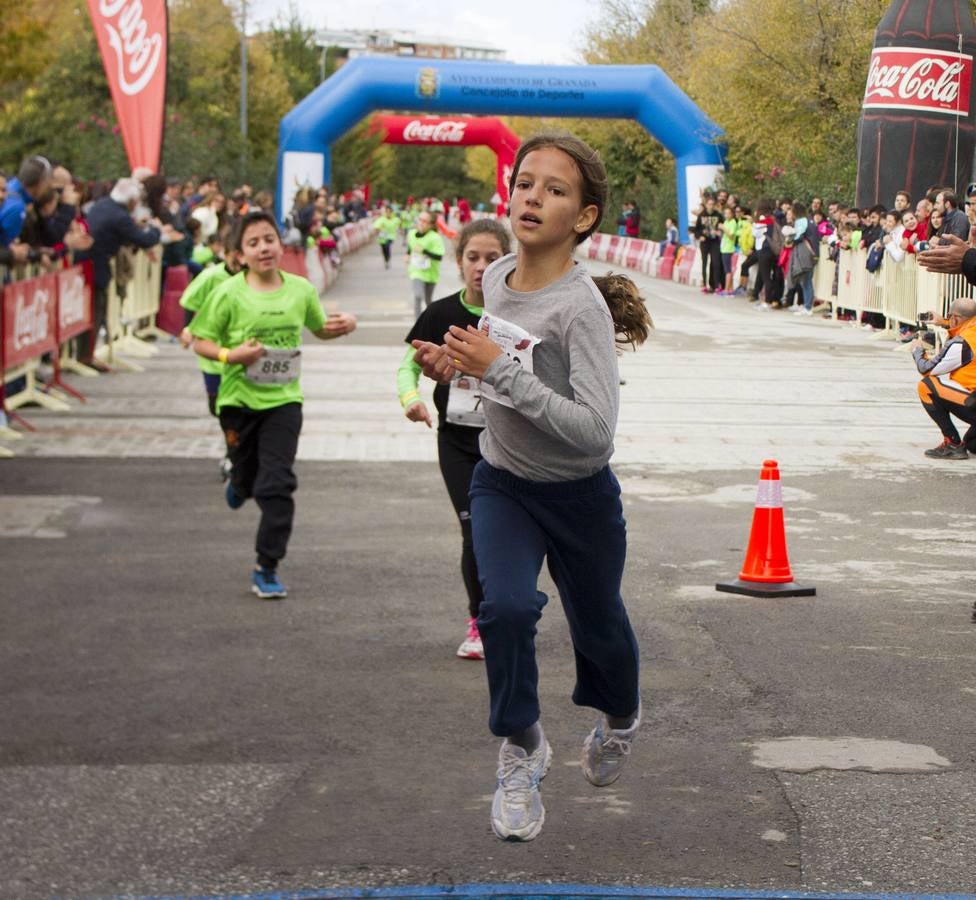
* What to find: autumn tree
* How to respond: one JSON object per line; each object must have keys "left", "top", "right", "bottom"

{"left": 683, "top": 0, "right": 888, "bottom": 201}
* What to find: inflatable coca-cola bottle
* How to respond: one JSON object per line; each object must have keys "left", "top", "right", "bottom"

{"left": 855, "top": 0, "right": 976, "bottom": 209}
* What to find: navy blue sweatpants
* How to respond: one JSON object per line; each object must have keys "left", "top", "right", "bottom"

{"left": 470, "top": 460, "right": 640, "bottom": 736}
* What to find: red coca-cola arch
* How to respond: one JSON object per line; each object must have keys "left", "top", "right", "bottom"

{"left": 370, "top": 115, "right": 519, "bottom": 210}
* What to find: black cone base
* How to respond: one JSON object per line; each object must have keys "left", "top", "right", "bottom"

{"left": 716, "top": 578, "right": 816, "bottom": 598}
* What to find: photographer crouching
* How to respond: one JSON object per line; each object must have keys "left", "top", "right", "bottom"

{"left": 910, "top": 297, "right": 976, "bottom": 459}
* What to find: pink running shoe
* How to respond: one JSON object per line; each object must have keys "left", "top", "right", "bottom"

{"left": 457, "top": 617, "right": 485, "bottom": 660}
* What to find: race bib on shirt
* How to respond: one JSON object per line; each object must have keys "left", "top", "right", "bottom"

{"left": 477, "top": 313, "right": 541, "bottom": 410}
{"left": 445, "top": 375, "right": 485, "bottom": 428}
{"left": 246, "top": 348, "right": 301, "bottom": 385}
{"left": 410, "top": 252, "right": 430, "bottom": 270}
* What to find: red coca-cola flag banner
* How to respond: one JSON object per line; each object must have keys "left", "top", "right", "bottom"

{"left": 2, "top": 275, "right": 59, "bottom": 371}
{"left": 86, "top": 0, "right": 168, "bottom": 173}
{"left": 56, "top": 265, "right": 93, "bottom": 344}
{"left": 863, "top": 47, "right": 972, "bottom": 116}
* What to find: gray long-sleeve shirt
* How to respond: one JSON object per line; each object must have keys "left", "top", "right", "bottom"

{"left": 479, "top": 254, "right": 619, "bottom": 482}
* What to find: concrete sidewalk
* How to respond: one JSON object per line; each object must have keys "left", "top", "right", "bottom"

{"left": 1, "top": 245, "right": 975, "bottom": 898}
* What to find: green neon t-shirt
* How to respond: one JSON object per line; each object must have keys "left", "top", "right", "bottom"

{"left": 720, "top": 219, "right": 738, "bottom": 254}
{"left": 189, "top": 271, "right": 326, "bottom": 412}
{"left": 373, "top": 215, "right": 399, "bottom": 243}
{"left": 180, "top": 262, "right": 233, "bottom": 375}
{"left": 191, "top": 245, "right": 215, "bottom": 266}
{"left": 407, "top": 228, "right": 445, "bottom": 283}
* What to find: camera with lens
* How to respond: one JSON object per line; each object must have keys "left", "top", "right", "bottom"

{"left": 918, "top": 311, "right": 935, "bottom": 322}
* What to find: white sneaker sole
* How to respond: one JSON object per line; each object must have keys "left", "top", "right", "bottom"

{"left": 456, "top": 641, "right": 484, "bottom": 660}
{"left": 490, "top": 742, "right": 553, "bottom": 841}
{"left": 251, "top": 585, "right": 287, "bottom": 600}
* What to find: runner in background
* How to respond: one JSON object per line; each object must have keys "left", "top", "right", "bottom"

{"left": 372, "top": 205, "right": 399, "bottom": 269}
{"left": 179, "top": 235, "right": 244, "bottom": 480}
{"left": 190, "top": 210, "right": 357, "bottom": 600}
{"left": 406, "top": 211, "right": 445, "bottom": 318}
{"left": 396, "top": 219, "right": 512, "bottom": 660}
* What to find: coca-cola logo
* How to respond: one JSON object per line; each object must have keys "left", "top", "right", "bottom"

{"left": 863, "top": 47, "right": 972, "bottom": 115}
{"left": 13, "top": 285, "right": 51, "bottom": 352}
{"left": 98, "top": 0, "right": 163, "bottom": 97}
{"left": 402, "top": 120, "right": 469, "bottom": 143}
{"left": 59, "top": 273, "right": 87, "bottom": 329}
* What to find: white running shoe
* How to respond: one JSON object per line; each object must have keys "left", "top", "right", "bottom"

{"left": 582, "top": 703, "right": 641, "bottom": 787}
{"left": 456, "top": 617, "right": 484, "bottom": 660}
{"left": 491, "top": 737, "right": 553, "bottom": 841}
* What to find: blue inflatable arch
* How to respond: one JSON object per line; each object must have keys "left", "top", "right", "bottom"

{"left": 277, "top": 57, "right": 726, "bottom": 234}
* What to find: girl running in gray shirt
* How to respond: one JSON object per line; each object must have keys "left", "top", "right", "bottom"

{"left": 413, "top": 132, "right": 651, "bottom": 841}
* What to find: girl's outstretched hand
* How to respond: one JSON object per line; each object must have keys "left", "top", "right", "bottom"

{"left": 411, "top": 339, "right": 457, "bottom": 383}
{"left": 443, "top": 325, "right": 503, "bottom": 380}
{"left": 315, "top": 311, "right": 357, "bottom": 339}
{"left": 404, "top": 400, "right": 433, "bottom": 428}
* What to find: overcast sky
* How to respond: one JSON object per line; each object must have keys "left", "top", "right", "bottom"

{"left": 252, "top": 1, "right": 601, "bottom": 65}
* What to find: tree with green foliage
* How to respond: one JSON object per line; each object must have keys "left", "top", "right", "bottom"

{"left": 264, "top": 5, "right": 320, "bottom": 103}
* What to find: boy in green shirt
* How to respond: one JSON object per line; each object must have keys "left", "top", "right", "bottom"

{"left": 190, "top": 210, "right": 357, "bottom": 600}
{"left": 406, "top": 211, "right": 445, "bottom": 317}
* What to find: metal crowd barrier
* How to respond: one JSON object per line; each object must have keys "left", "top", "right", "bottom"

{"left": 819, "top": 244, "right": 966, "bottom": 338}
{"left": 579, "top": 232, "right": 970, "bottom": 342}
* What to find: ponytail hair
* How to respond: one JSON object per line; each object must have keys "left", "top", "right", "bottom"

{"left": 591, "top": 272, "right": 652, "bottom": 349}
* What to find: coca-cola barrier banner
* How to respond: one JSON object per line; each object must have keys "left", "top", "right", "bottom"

{"left": 372, "top": 115, "right": 520, "bottom": 207}
{"left": 2, "top": 274, "right": 59, "bottom": 370}
{"left": 0, "top": 267, "right": 94, "bottom": 371}
{"left": 86, "top": 0, "right": 168, "bottom": 173}
{"left": 863, "top": 47, "right": 972, "bottom": 116}
{"left": 57, "top": 265, "right": 94, "bottom": 344}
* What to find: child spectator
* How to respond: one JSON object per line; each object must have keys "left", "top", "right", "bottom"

{"left": 900, "top": 210, "right": 924, "bottom": 253}
{"left": 693, "top": 195, "right": 723, "bottom": 293}
{"left": 882, "top": 210, "right": 907, "bottom": 263}
{"left": 735, "top": 205, "right": 755, "bottom": 296}
{"left": 624, "top": 200, "right": 641, "bottom": 238}
{"left": 719, "top": 205, "right": 738, "bottom": 295}
{"left": 658, "top": 217, "right": 679, "bottom": 255}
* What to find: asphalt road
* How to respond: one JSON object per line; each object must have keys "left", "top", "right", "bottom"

{"left": 2, "top": 242, "right": 975, "bottom": 899}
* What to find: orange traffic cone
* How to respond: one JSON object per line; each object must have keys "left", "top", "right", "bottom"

{"left": 716, "top": 459, "right": 815, "bottom": 597}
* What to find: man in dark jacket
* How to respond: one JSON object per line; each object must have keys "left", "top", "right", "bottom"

{"left": 934, "top": 190, "right": 970, "bottom": 240}
{"left": 80, "top": 177, "right": 161, "bottom": 364}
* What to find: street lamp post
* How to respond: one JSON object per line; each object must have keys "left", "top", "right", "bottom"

{"left": 239, "top": 0, "right": 248, "bottom": 179}
{"left": 319, "top": 44, "right": 334, "bottom": 83}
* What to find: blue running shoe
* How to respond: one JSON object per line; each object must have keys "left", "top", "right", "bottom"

{"left": 252, "top": 566, "right": 287, "bottom": 600}
{"left": 225, "top": 482, "right": 246, "bottom": 510}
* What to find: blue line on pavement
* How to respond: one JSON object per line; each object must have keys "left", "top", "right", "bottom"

{"left": 131, "top": 882, "right": 976, "bottom": 900}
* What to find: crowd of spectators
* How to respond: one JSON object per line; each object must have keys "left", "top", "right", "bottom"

{"left": 0, "top": 155, "right": 366, "bottom": 369}
{"left": 0, "top": 151, "right": 482, "bottom": 374}
{"left": 0, "top": 156, "right": 297, "bottom": 369}
{"left": 686, "top": 184, "right": 976, "bottom": 330}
